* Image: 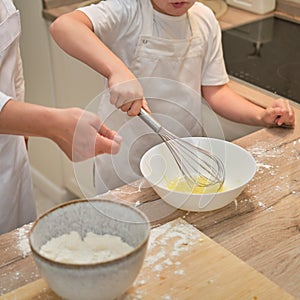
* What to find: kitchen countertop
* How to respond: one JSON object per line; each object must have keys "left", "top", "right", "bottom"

{"left": 0, "top": 93, "right": 299, "bottom": 297}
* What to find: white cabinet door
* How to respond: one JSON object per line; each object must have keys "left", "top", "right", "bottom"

{"left": 48, "top": 34, "right": 106, "bottom": 198}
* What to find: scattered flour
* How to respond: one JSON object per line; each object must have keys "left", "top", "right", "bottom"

{"left": 245, "top": 140, "right": 300, "bottom": 210}
{"left": 16, "top": 223, "right": 32, "bottom": 258}
{"left": 125, "top": 220, "right": 203, "bottom": 299}
{"left": 40, "top": 231, "right": 133, "bottom": 264}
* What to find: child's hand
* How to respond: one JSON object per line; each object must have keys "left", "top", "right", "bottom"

{"left": 108, "top": 71, "right": 150, "bottom": 116}
{"left": 262, "top": 98, "right": 295, "bottom": 128}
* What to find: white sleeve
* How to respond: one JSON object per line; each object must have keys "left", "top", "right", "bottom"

{"left": 201, "top": 13, "right": 229, "bottom": 86}
{"left": 1, "top": 47, "right": 23, "bottom": 111}
{"left": 77, "top": 0, "right": 140, "bottom": 66}
{"left": 14, "top": 45, "right": 25, "bottom": 102}
{"left": 77, "top": 0, "right": 137, "bottom": 44}
{"left": 0, "top": 91, "right": 12, "bottom": 112}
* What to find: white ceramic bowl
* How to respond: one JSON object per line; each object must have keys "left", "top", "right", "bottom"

{"left": 29, "top": 199, "right": 150, "bottom": 300}
{"left": 140, "top": 137, "right": 256, "bottom": 212}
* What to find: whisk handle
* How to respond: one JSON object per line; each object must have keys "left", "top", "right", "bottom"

{"left": 138, "top": 108, "right": 162, "bottom": 133}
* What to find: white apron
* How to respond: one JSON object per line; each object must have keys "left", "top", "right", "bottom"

{"left": 92, "top": 1, "right": 209, "bottom": 194}
{"left": 0, "top": 0, "right": 36, "bottom": 234}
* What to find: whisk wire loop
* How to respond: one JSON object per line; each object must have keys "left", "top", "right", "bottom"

{"left": 139, "top": 108, "right": 225, "bottom": 191}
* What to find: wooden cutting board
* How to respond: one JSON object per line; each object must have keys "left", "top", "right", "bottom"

{"left": 1, "top": 218, "right": 295, "bottom": 300}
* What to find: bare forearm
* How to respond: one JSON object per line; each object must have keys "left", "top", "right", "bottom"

{"left": 202, "top": 84, "right": 266, "bottom": 126}
{"left": 50, "top": 11, "right": 127, "bottom": 80}
{"left": 0, "top": 100, "right": 122, "bottom": 161}
{"left": 0, "top": 100, "right": 60, "bottom": 138}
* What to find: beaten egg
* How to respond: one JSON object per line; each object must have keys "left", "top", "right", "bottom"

{"left": 166, "top": 175, "right": 225, "bottom": 194}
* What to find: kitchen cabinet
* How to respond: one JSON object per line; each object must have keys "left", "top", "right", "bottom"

{"left": 47, "top": 36, "right": 105, "bottom": 198}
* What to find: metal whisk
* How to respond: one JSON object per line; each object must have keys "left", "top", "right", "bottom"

{"left": 139, "top": 108, "right": 225, "bottom": 191}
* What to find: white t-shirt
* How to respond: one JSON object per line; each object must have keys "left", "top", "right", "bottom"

{"left": 0, "top": 1, "right": 24, "bottom": 111}
{"left": 0, "top": 2, "right": 12, "bottom": 110}
{"left": 78, "top": 0, "right": 228, "bottom": 86}
{"left": 0, "top": 91, "right": 12, "bottom": 111}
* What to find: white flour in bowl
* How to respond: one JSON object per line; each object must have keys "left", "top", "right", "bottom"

{"left": 40, "top": 231, "right": 133, "bottom": 264}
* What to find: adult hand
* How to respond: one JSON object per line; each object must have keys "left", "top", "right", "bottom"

{"left": 51, "top": 108, "right": 122, "bottom": 162}
{"left": 261, "top": 98, "right": 295, "bottom": 128}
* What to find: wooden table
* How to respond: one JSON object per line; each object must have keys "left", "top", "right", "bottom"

{"left": 101, "top": 110, "right": 300, "bottom": 299}
{"left": 0, "top": 101, "right": 299, "bottom": 298}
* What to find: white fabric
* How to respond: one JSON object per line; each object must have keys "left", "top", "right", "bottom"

{"left": 78, "top": 0, "right": 228, "bottom": 85}
{"left": 78, "top": 0, "right": 229, "bottom": 194}
{"left": 152, "top": 9, "right": 192, "bottom": 39}
{"left": 0, "top": 92, "right": 12, "bottom": 111}
{"left": 14, "top": 45, "right": 25, "bottom": 102}
{"left": 0, "top": 0, "right": 36, "bottom": 234}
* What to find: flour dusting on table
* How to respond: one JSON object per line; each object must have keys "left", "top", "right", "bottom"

{"left": 16, "top": 223, "right": 32, "bottom": 258}
{"left": 124, "top": 219, "right": 203, "bottom": 299}
{"left": 245, "top": 139, "right": 300, "bottom": 210}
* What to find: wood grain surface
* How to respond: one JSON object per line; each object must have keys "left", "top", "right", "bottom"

{"left": 0, "top": 122, "right": 299, "bottom": 298}
{"left": 0, "top": 219, "right": 296, "bottom": 300}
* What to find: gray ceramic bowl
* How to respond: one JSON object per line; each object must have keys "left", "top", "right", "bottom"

{"left": 29, "top": 199, "right": 150, "bottom": 300}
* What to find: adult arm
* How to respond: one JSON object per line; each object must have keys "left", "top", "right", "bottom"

{"left": 0, "top": 100, "right": 122, "bottom": 161}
